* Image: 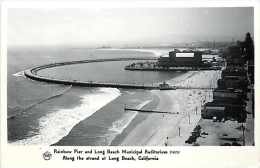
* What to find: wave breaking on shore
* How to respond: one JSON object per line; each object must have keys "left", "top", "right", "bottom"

{"left": 109, "top": 100, "right": 152, "bottom": 134}
{"left": 11, "top": 88, "right": 121, "bottom": 145}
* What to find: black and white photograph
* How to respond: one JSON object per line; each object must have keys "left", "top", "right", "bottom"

{"left": 6, "top": 6, "right": 254, "bottom": 147}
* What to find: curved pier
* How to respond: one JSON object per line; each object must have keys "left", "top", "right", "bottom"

{"left": 24, "top": 57, "right": 215, "bottom": 90}
{"left": 24, "top": 57, "right": 159, "bottom": 89}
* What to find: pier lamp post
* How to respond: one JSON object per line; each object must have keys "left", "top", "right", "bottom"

{"left": 188, "top": 113, "right": 190, "bottom": 124}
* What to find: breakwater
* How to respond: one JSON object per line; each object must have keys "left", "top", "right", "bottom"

{"left": 24, "top": 57, "right": 215, "bottom": 90}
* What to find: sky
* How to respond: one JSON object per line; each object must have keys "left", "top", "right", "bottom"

{"left": 7, "top": 7, "right": 253, "bottom": 47}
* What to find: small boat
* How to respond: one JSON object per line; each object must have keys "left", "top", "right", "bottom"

{"left": 159, "top": 81, "right": 175, "bottom": 90}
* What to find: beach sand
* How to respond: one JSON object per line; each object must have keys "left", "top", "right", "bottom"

{"left": 119, "top": 70, "right": 221, "bottom": 146}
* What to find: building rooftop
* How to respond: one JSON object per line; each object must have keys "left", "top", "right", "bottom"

{"left": 176, "top": 53, "right": 194, "bottom": 58}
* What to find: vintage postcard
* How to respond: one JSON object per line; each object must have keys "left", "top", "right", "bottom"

{"left": 1, "top": 1, "right": 259, "bottom": 168}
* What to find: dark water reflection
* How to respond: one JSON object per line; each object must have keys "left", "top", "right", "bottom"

{"left": 38, "top": 60, "right": 184, "bottom": 85}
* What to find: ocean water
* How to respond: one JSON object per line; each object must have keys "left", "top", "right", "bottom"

{"left": 8, "top": 47, "right": 184, "bottom": 145}
{"left": 38, "top": 60, "right": 182, "bottom": 85}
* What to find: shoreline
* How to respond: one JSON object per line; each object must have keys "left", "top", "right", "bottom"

{"left": 9, "top": 48, "right": 222, "bottom": 146}
{"left": 54, "top": 89, "right": 157, "bottom": 146}
{"left": 8, "top": 86, "right": 87, "bottom": 143}
{"left": 9, "top": 48, "right": 183, "bottom": 146}
{"left": 110, "top": 93, "right": 160, "bottom": 146}
{"left": 10, "top": 87, "right": 121, "bottom": 145}
{"left": 117, "top": 70, "right": 221, "bottom": 146}
{"left": 52, "top": 70, "right": 220, "bottom": 146}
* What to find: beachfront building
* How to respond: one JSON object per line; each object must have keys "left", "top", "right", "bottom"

{"left": 218, "top": 68, "right": 248, "bottom": 91}
{"left": 201, "top": 33, "right": 254, "bottom": 123}
{"left": 202, "top": 89, "right": 247, "bottom": 122}
{"left": 158, "top": 50, "right": 202, "bottom": 67}
{"left": 201, "top": 103, "right": 225, "bottom": 120}
{"left": 213, "top": 89, "right": 247, "bottom": 102}
{"left": 201, "top": 102, "right": 246, "bottom": 122}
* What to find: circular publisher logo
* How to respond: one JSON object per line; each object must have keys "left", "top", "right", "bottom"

{"left": 42, "top": 151, "right": 52, "bottom": 161}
